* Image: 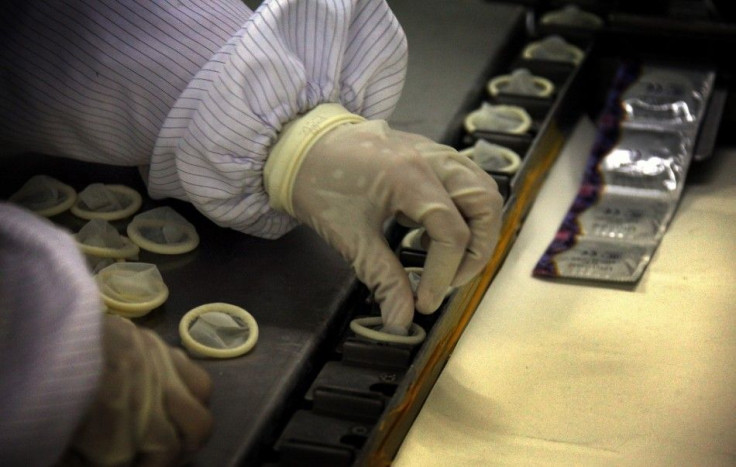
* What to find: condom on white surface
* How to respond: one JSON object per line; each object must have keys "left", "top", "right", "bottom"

{"left": 540, "top": 5, "right": 603, "bottom": 29}
{"left": 488, "top": 68, "right": 555, "bottom": 98}
{"left": 464, "top": 103, "right": 532, "bottom": 135}
{"left": 180, "top": 303, "right": 259, "bottom": 359}
{"left": 9, "top": 175, "right": 77, "bottom": 217}
{"left": 76, "top": 219, "right": 140, "bottom": 260}
{"left": 460, "top": 139, "right": 522, "bottom": 174}
{"left": 127, "top": 206, "right": 199, "bottom": 255}
{"left": 522, "top": 35, "right": 584, "bottom": 65}
{"left": 71, "top": 183, "right": 142, "bottom": 221}
{"left": 95, "top": 262, "right": 169, "bottom": 318}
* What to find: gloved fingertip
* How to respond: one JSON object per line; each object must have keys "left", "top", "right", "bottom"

{"left": 415, "top": 293, "right": 442, "bottom": 315}
{"left": 451, "top": 270, "right": 475, "bottom": 288}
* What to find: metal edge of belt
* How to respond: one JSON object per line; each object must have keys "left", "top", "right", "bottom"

{"left": 355, "top": 29, "right": 595, "bottom": 467}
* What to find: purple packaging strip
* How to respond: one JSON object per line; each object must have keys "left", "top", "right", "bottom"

{"left": 533, "top": 61, "right": 716, "bottom": 284}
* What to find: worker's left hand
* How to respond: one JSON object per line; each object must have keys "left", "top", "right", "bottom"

{"left": 64, "top": 315, "right": 213, "bottom": 466}
{"left": 266, "top": 107, "right": 503, "bottom": 334}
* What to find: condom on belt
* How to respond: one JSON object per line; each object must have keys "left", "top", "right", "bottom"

{"left": 488, "top": 68, "right": 555, "bottom": 98}
{"left": 71, "top": 183, "right": 142, "bottom": 221}
{"left": 540, "top": 5, "right": 603, "bottom": 29}
{"left": 127, "top": 206, "right": 199, "bottom": 255}
{"left": 95, "top": 262, "right": 169, "bottom": 318}
{"left": 179, "top": 303, "right": 259, "bottom": 359}
{"left": 460, "top": 139, "right": 522, "bottom": 174}
{"left": 464, "top": 103, "right": 532, "bottom": 135}
{"left": 522, "top": 35, "right": 584, "bottom": 65}
{"left": 9, "top": 175, "right": 77, "bottom": 217}
{"left": 349, "top": 267, "right": 444, "bottom": 345}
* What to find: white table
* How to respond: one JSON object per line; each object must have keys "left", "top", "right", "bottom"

{"left": 394, "top": 117, "right": 736, "bottom": 466}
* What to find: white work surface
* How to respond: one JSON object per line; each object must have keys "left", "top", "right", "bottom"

{"left": 394, "top": 117, "right": 736, "bottom": 466}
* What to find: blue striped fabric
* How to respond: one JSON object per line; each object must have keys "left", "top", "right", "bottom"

{"left": 0, "top": 204, "right": 104, "bottom": 465}
{"left": 1, "top": 0, "right": 408, "bottom": 238}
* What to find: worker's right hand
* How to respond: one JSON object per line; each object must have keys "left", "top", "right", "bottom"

{"left": 66, "top": 315, "right": 213, "bottom": 466}
{"left": 265, "top": 104, "right": 503, "bottom": 335}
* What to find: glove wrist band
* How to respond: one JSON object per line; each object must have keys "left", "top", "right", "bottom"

{"left": 264, "top": 103, "right": 365, "bottom": 216}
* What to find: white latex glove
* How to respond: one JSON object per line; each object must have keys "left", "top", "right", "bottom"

{"left": 265, "top": 104, "right": 503, "bottom": 334}
{"left": 64, "top": 315, "right": 213, "bottom": 466}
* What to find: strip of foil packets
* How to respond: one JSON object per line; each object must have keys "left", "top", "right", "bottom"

{"left": 534, "top": 62, "right": 715, "bottom": 283}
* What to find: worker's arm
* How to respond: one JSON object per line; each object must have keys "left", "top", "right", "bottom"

{"left": 0, "top": 204, "right": 213, "bottom": 465}
{"left": 1, "top": 0, "right": 501, "bottom": 333}
{"left": 147, "top": 0, "right": 408, "bottom": 238}
{"left": 264, "top": 106, "right": 503, "bottom": 333}
{"left": 0, "top": 203, "right": 102, "bottom": 465}
{"left": 0, "top": 0, "right": 407, "bottom": 239}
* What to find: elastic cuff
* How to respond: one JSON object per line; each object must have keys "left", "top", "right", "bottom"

{"left": 264, "top": 103, "right": 365, "bottom": 216}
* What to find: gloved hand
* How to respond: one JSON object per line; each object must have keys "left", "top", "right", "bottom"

{"left": 65, "top": 315, "right": 213, "bottom": 466}
{"left": 265, "top": 104, "right": 503, "bottom": 334}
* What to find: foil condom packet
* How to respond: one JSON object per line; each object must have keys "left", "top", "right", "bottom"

{"left": 533, "top": 229, "right": 654, "bottom": 283}
{"left": 565, "top": 185, "right": 675, "bottom": 243}
{"left": 620, "top": 65, "right": 715, "bottom": 132}
{"left": 487, "top": 68, "right": 555, "bottom": 98}
{"left": 534, "top": 62, "right": 716, "bottom": 283}
{"left": 594, "top": 127, "right": 691, "bottom": 194}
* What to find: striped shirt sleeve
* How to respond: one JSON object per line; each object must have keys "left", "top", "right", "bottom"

{"left": 0, "top": 203, "right": 103, "bottom": 465}
{"left": 0, "top": 0, "right": 250, "bottom": 166}
{"left": 148, "top": 0, "right": 408, "bottom": 238}
{"left": 0, "top": 0, "right": 408, "bottom": 239}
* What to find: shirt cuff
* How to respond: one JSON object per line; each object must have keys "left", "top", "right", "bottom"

{"left": 149, "top": 0, "right": 407, "bottom": 239}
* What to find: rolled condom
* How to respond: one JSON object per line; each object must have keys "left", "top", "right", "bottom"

{"left": 9, "top": 175, "right": 76, "bottom": 217}
{"left": 75, "top": 219, "right": 140, "bottom": 273}
{"left": 179, "top": 303, "right": 258, "bottom": 359}
{"left": 95, "top": 262, "right": 169, "bottom": 318}
{"left": 127, "top": 206, "right": 199, "bottom": 255}
{"left": 540, "top": 5, "right": 603, "bottom": 29}
{"left": 71, "top": 183, "right": 142, "bottom": 221}
{"left": 488, "top": 68, "right": 555, "bottom": 98}
{"left": 464, "top": 103, "right": 532, "bottom": 135}
{"left": 462, "top": 139, "right": 522, "bottom": 174}
{"left": 522, "top": 35, "right": 584, "bottom": 65}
